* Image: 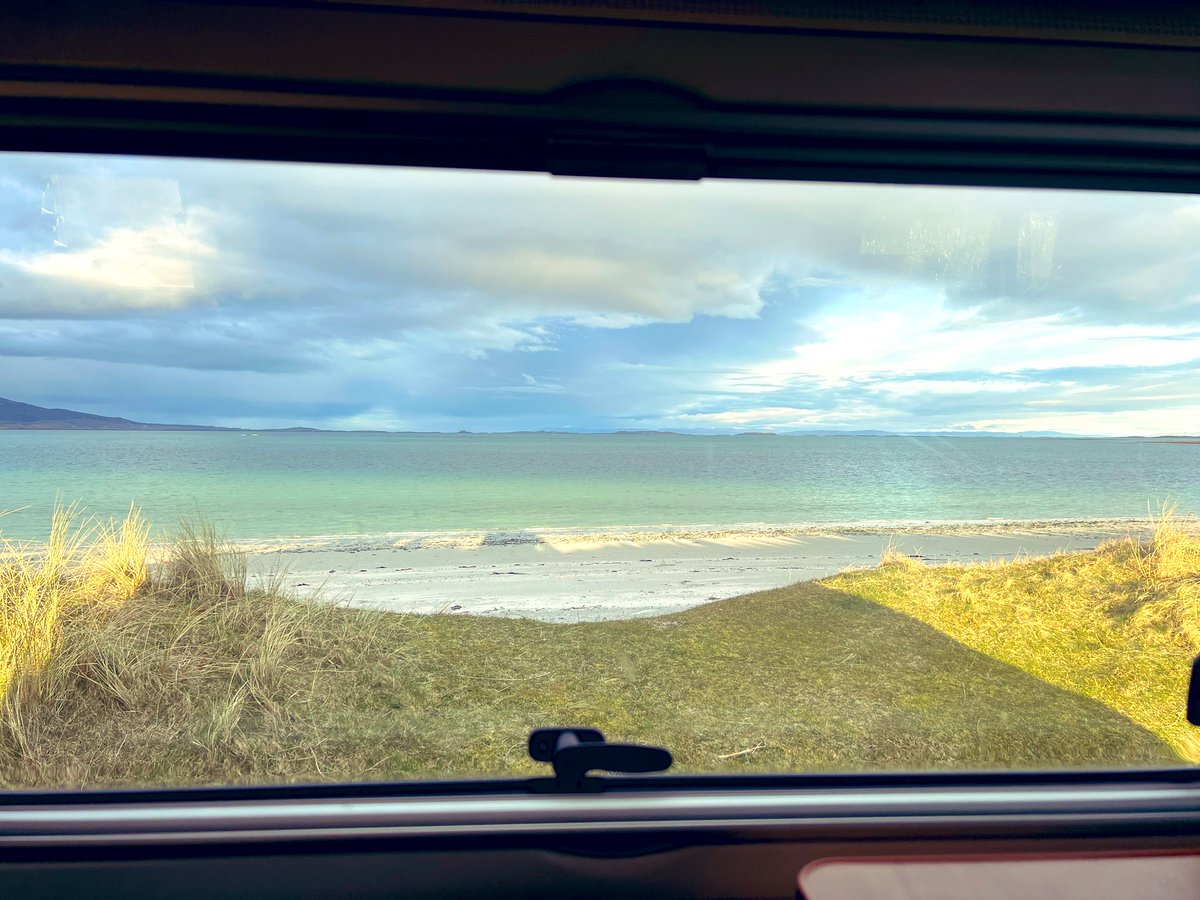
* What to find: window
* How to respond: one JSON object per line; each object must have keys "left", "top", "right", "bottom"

{"left": 1, "top": 152, "right": 1197, "bottom": 789}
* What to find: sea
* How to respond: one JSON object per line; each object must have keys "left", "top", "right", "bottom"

{"left": 0, "top": 431, "right": 1196, "bottom": 544}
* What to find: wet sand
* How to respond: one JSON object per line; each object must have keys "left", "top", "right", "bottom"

{"left": 245, "top": 524, "right": 1149, "bottom": 623}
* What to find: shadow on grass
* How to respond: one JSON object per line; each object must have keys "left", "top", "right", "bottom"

{"left": 481, "top": 581, "right": 1182, "bottom": 774}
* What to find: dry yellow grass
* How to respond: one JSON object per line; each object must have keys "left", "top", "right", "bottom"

{"left": 829, "top": 512, "right": 1200, "bottom": 763}
{"left": 0, "top": 504, "right": 148, "bottom": 701}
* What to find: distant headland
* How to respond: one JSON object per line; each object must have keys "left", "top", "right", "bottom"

{"left": 0, "top": 397, "right": 323, "bottom": 432}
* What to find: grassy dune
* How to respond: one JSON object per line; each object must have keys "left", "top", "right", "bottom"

{"left": 827, "top": 524, "right": 1200, "bottom": 764}
{"left": 1, "top": 511, "right": 1195, "bottom": 789}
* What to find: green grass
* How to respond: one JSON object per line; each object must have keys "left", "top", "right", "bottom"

{"left": 0, "top": 512, "right": 1192, "bottom": 789}
{"left": 828, "top": 519, "right": 1200, "bottom": 765}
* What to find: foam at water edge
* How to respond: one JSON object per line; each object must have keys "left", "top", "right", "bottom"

{"left": 229, "top": 516, "right": 1178, "bottom": 555}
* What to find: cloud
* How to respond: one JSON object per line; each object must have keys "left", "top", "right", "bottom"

{"left": 0, "top": 152, "right": 1199, "bottom": 434}
{"left": 964, "top": 406, "right": 1200, "bottom": 436}
{"left": 0, "top": 172, "right": 212, "bottom": 317}
{"left": 2, "top": 224, "right": 205, "bottom": 294}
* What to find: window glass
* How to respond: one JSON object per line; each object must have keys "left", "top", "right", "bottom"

{"left": 1, "top": 153, "right": 1197, "bottom": 788}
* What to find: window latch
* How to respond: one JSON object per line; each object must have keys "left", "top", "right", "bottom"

{"left": 528, "top": 728, "right": 673, "bottom": 791}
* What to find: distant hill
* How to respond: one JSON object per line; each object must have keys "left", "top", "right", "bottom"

{"left": 0, "top": 397, "right": 387, "bottom": 432}
{"left": 0, "top": 397, "right": 231, "bottom": 431}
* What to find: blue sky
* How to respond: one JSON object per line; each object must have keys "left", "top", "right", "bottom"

{"left": 1, "top": 152, "right": 1198, "bottom": 435}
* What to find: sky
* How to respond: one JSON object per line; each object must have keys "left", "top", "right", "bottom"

{"left": 1, "top": 152, "right": 1198, "bottom": 436}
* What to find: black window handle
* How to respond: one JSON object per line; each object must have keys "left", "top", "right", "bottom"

{"left": 528, "top": 728, "right": 672, "bottom": 790}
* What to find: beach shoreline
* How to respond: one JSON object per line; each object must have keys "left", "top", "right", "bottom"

{"left": 243, "top": 521, "right": 1157, "bottom": 623}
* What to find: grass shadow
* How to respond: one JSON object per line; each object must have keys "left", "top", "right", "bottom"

{"left": 283, "top": 580, "right": 1179, "bottom": 779}
{"left": 545, "top": 581, "right": 1180, "bottom": 773}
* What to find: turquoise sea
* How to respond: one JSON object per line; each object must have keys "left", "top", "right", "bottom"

{"left": 0, "top": 431, "right": 1196, "bottom": 543}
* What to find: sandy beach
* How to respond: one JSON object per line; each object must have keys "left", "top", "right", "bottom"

{"left": 244, "top": 523, "right": 1150, "bottom": 622}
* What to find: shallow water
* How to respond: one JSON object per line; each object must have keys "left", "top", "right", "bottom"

{"left": 0, "top": 431, "right": 1195, "bottom": 541}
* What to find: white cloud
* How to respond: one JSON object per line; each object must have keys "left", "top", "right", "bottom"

{"left": 872, "top": 378, "right": 1059, "bottom": 396}
{"left": 739, "top": 292, "right": 1200, "bottom": 392}
{"left": 0, "top": 223, "right": 206, "bottom": 295}
{"left": 966, "top": 407, "right": 1200, "bottom": 436}
{"left": 677, "top": 404, "right": 890, "bottom": 429}
{"left": 0, "top": 170, "right": 214, "bottom": 315}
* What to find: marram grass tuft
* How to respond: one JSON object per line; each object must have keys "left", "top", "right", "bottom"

{"left": 1, "top": 504, "right": 149, "bottom": 700}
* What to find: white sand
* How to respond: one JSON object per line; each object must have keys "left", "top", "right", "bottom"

{"left": 244, "top": 524, "right": 1148, "bottom": 623}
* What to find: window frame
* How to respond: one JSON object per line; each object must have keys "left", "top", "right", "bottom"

{"left": 1, "top": 1, "right": 1199, "bottom": 842}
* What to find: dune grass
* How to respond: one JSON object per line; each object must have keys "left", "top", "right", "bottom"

{"left": 0, "top": 505, "right": 148, "bottom": 705}
{"left": 0, "top": 510, "right": 1192, "bottom": 789}
{"left": 828, "top": 513, "right": 1200, "bottom": 764}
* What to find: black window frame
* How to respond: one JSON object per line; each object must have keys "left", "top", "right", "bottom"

{"left": 2, "top": 1, "right": 1200, "bottom": 847}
